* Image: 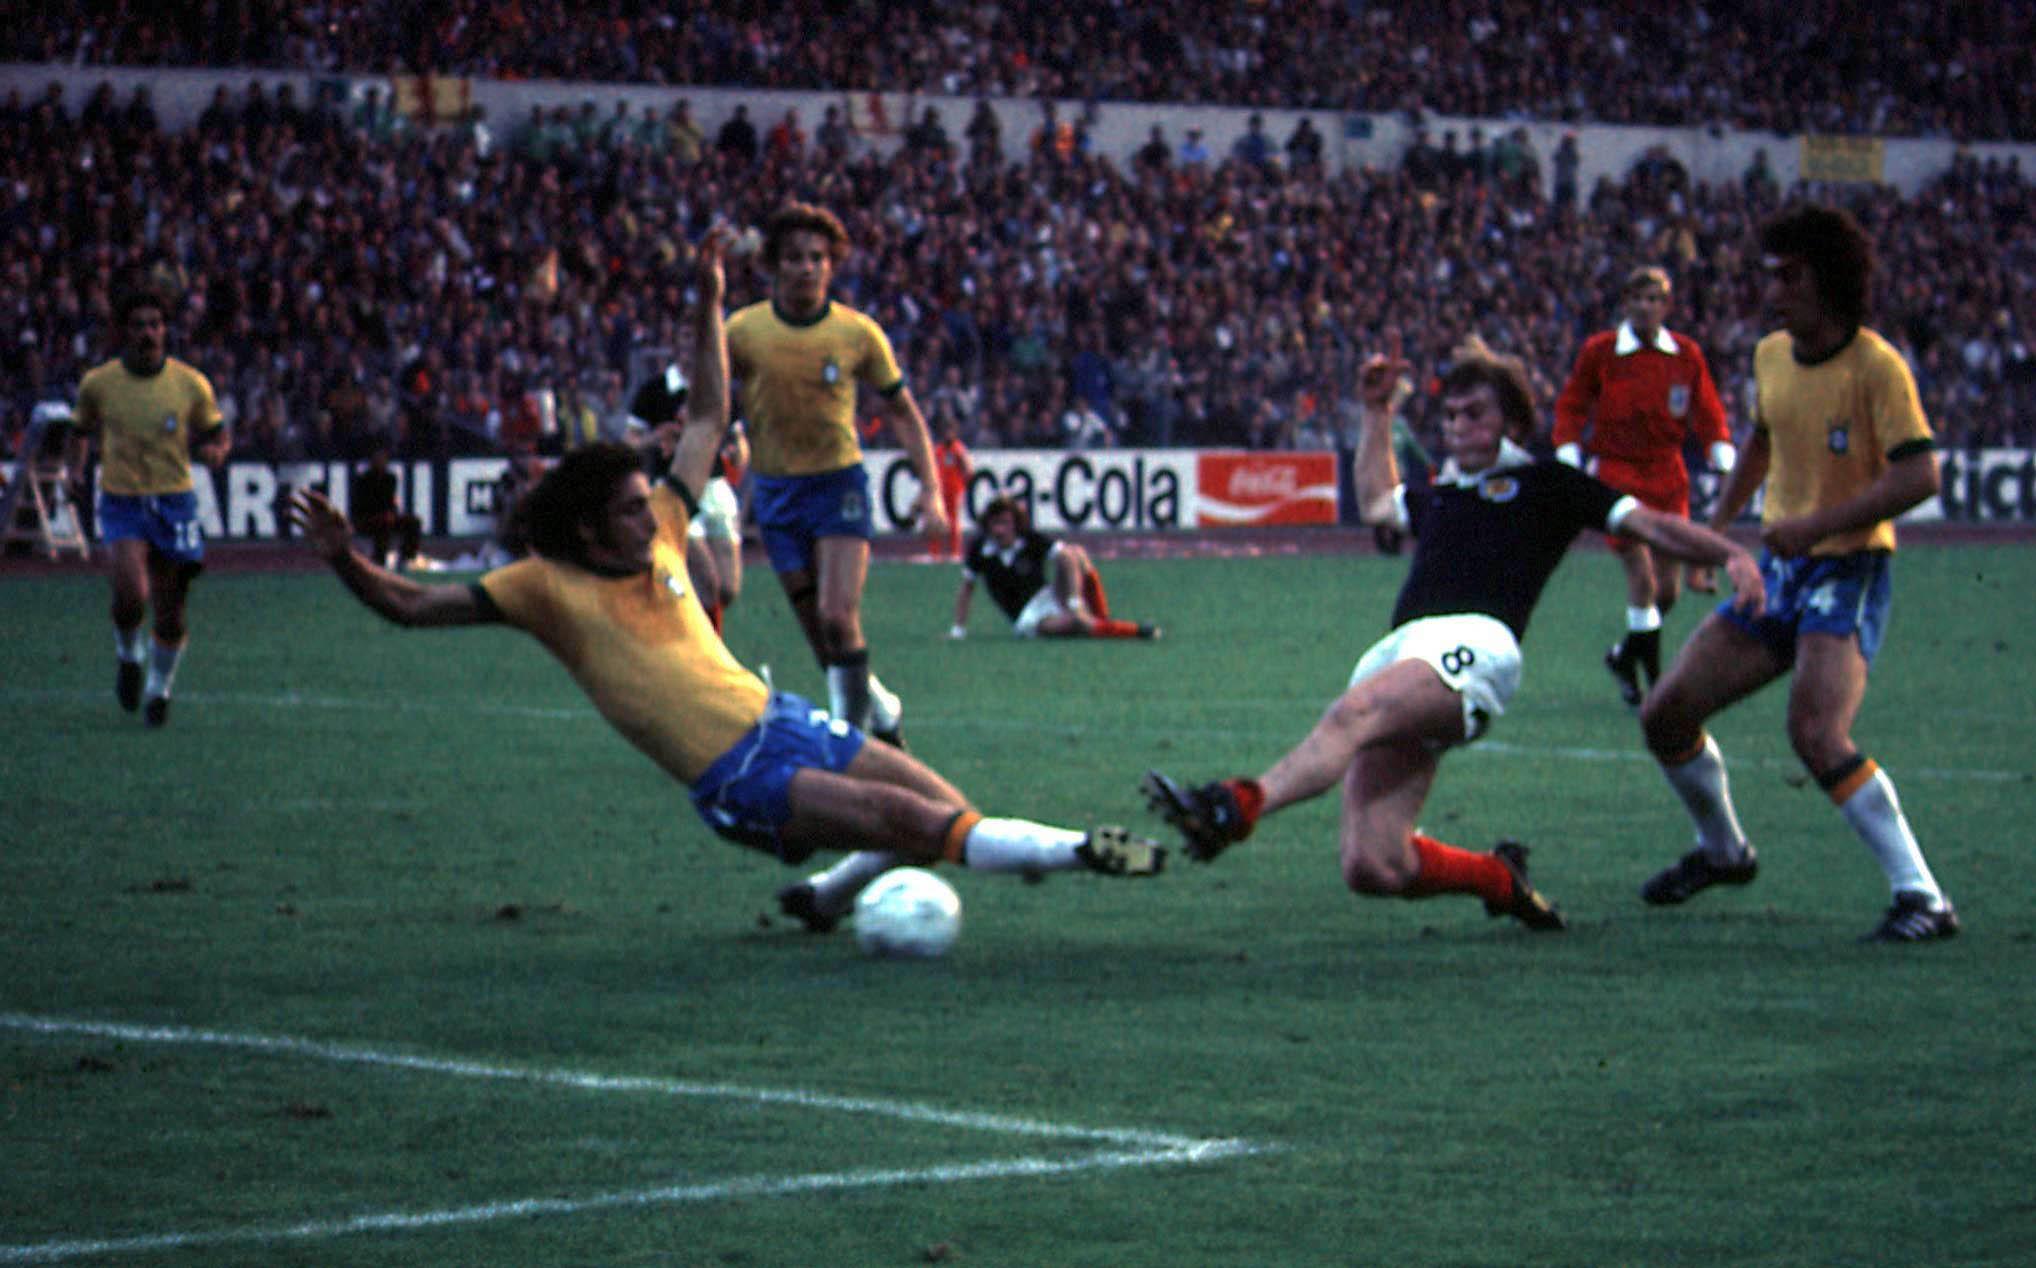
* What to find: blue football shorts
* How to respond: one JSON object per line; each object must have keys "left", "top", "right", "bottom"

{"left": 689, "top": 692, "right": 866, "bottom": 863}
{"left": 98, "top": 491, "right": 205, "bottom": 565}
{"left": 749, "top": 464, "right": 873, "bottom": 575}
{"left": 1719, "top": 549, "right": 1893, "bottom": 666}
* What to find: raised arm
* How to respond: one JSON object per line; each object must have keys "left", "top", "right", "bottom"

{"left": 668, "top": 228, "right": 732, "bottom": 499}
{"left": 1352, "top": 353, "right": 1412, "bottom": 526}
{"left": 286, "top": 488, "right": 492, "bottom": 627}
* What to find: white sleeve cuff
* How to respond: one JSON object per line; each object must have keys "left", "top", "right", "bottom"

{"left": 1555, "top": 442, "right": 1583, "bottom": 468}
{"left": 1604, "top": 494, "right": 1641, "bottom": 534}
{"left": 1709, "top": 441, "right": 1737, "bottom": 472}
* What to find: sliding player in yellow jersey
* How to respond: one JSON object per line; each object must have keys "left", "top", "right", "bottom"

{"left": 68, "top": 287, "right": 230, "bottom": 727}
{"left": 1638, "top": 205, "right": 1958, "bottom": 942}
{"left": 725, "top": 202, "right": 944, "bottom": 748}
{"left": 286, "top": 228, "right": 1160, "bottom": 927}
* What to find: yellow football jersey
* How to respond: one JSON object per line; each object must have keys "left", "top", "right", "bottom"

{"left": 75, "top": 356, "right": 222, "bottom": 496}
{"left": 479, "top": 482, "right": 771, "bottom": 784}
{"left": 725, "top": 298, "right": 904, "bottom": 476}
{"left": 1752, "top": 326, "right": 1933, "bottom": 555}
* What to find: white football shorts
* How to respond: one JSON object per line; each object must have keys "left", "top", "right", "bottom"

{"left": 1012, "top": 583, "right": 1073, "bottom": 637}
{"left": 1349, "top": 612, "right": 1522, "bottom": 745}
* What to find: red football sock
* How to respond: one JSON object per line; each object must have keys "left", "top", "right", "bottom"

{"left": 1081, "top": 569, "right": 1110, "bottom": 618}
{"left": 704, "top": 598, "right": 724, "bottom": 634}
{"left": 1404, "top": 833, "right": 1512, "bottom": 903}
{"left": 1092, "top": 618, "right": 1148, "bottom": 639}
{"left": 1225, "top": 778, "right": 1265, "bottom": 838}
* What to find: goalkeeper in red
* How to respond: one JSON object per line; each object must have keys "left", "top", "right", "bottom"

{"left": 1553, "top": 266, "right": 1735, "bottom": 707}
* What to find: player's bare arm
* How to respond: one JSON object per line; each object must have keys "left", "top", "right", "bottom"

{"left": 1761, "top": 447, "right": 1939, "bottom": 559}
{"left": 192, "top": 422, "right": 231, "bottom": 468}
{"left": 950, "top": 574, "right": 975, "bottom": 637}
{"left": 885, "top": 386, "right": 949, "bottom": 539}
{"left": 1351, "top": 354, "right": 1412, "bottom": 524}
{"left": 669, "top": 228, "right": 732, "bottom": 501}
{"left": 1618, "top": 507, "right": 1765, "bottom": 613}
{"left": 285, "top": 489, "right": 489, "bottom": 628}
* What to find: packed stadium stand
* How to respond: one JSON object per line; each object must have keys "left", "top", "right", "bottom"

{"left": 4, "top": 2, "right": 2034, "bottom": 473}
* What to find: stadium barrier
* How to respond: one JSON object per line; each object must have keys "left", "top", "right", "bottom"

{"left": 24, "top": 448, "right": 2031, "bottom": 550}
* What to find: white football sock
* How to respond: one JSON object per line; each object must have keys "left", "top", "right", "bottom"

{"left": 868, "top": 672, "right": 903, "bottom": 731}
{"left": 807, "top": 850, "right": 905, "bottom": 912}
{"left": 1660, "top": 734, "right": 1751, "bottom": 859}
{"left": 116, "top": 624, "right": 148, "bottom": 663}
{"left": 1838, "top": 766, "right": 1944, "bottom": 904}
{"left": 961, "top": 818, "right": 1086, "bottom": 873}
{"left": 145, "top": 638, "right": 185, "bottom": 700}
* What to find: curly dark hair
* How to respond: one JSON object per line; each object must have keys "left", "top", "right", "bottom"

{"left": 1760, "top": 204, "right": 1875, "bottom": 329}
{"left": 519, "top": 442, "right": 643, "bottom": 564}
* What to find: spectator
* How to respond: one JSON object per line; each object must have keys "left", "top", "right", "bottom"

{"left": 716, "top": 104, "right": 757, "bottom": 165}
{"left": 1233, "top": 112, "right": 1275, "bottom": 170}
{"left": 351, "top": 439, "right": 424, "bottom": 568}
{"left": 1285, "top": 116, "right": 1324, "bottom": 172}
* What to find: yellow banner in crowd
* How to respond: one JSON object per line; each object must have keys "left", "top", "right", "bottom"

{"left": 1800, "top": 134, "right": 1884, "bottom": 184}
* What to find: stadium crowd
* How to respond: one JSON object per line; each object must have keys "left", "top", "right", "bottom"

{"left": 3, "top": 72, "right": 2034, "bottom": 472}
{"left": 8, "top": 1, "right": 2036, "bottom": 142}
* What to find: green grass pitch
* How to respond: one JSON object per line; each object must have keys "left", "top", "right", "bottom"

{"left": 3, "top": 539, "right": 2033, "bottom": 1265}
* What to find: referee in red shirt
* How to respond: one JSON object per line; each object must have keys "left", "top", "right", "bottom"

{"left": 1553, "top": 266, "right": 1736, "bottom": 706}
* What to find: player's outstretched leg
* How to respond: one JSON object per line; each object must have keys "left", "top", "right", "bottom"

{"left": 1075, "top": 826, "right": 1166, "bottom": 877}
{"left": 1485, "top": 840, "right": 1567, "bottom": 931}
{"left": 1141, "top": 770, "right": 1258, "bottom": 861}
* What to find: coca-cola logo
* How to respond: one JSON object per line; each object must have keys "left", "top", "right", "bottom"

{"left": 1225, "top": 465, "right": 1299, "bottom": 499}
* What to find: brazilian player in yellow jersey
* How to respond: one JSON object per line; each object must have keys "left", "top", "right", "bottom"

{"left": 286, "top": 227, "right": 1160, "bottom": 929}
{"left": 724, "top": 202, "right": 945, "bottom": 748}
{"left": 67, "top": 287, "right": 230, "bottom": 728}
{"left": 1638, "top": 205, "right": 1958, "bottom": 942}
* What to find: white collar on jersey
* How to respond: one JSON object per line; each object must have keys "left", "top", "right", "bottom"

{"left": 1615, "top": 320, "right": 1680, "bottom": 356}
{"left": 1434, "top": 435, "right": 1536, "bottom": 486}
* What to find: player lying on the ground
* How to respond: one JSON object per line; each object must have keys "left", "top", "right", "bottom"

{"left": 284, "top": 229, "right": 1163, "bottom": 914}
{"left": 949, "top": 495, "right": 1160, "bottom": 640}
{"left": 1143, "top": 344, "right": 1763, "bottom": 932}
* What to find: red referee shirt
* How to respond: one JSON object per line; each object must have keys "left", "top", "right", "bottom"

{"left": 1553, "top": 322, "right": 1729, "bottom": 463}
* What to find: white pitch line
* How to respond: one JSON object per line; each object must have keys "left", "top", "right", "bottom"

{"left": 0, "top": 1013, "right": 1271, "bottom": 1264}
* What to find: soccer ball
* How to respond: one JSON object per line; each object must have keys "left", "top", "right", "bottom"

{"left": 853, "top": 868, "right": 962, "bottom": 959}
